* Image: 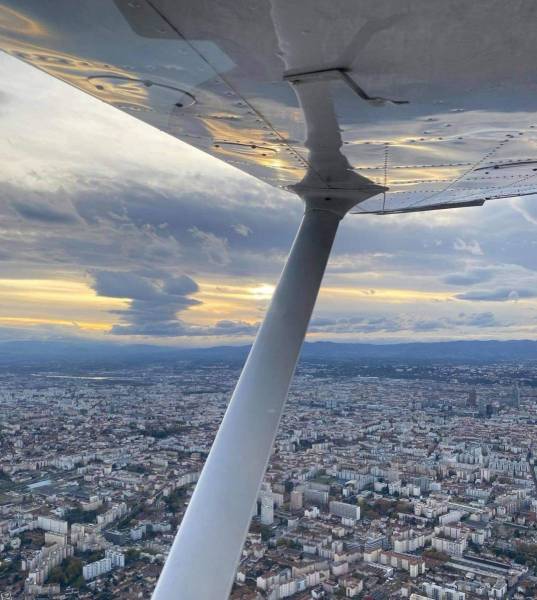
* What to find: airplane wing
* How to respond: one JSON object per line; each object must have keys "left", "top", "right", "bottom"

{"left": 2, "top": 1, "right": 537, "bottom": 214}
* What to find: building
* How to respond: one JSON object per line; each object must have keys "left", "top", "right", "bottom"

{"left": 392, "top": 529, "right": 430, "bottom": 553}
{"left": 105, "top": 547, "right": 125, "bottom": 568}
{"left": 83, "top": 557, "right": 112, "bottom": 581}
{"left": 290, "top": 490, "right": 303, "bottom": 510}
{"left": 304, "top": 489, "right": 329, "bottom": 507}
{"left": 328, "top": 501, "right": 360, "bottom": 522}
{"left": 468, "top": 389, "right": 477, "bottom": 408}
{"left": 423, "top": 581, "right": 465, "bottom": 600}
{"left": 343, "top": 577, "right": 363, "bottom": 598}
{"left": 376, "top": 550, "right": 426, "bottom": 578}
{"left": 36, "top": 516, "right": 68, "bottom": 534}
{"left": 431, "top": 534, "right": 467, "bottom": 557}
{"left": 364, "top": 534, "right": 389, "bottom": 552}
{"left": 24, "top": 543, "right": 74, "bottom": 587}
{"left": 260, "top": 493, "right": 274, "bottom": 526}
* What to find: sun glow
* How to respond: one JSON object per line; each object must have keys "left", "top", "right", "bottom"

{"left": 0, "top": 278, "right": 126, "bottom": 334}
{"left": 248, "top": 284, "right": 276, "bottom": 299}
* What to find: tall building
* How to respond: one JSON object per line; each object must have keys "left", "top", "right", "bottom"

{"left": 260, "top": 493, "right": 274, "bottom": 525}
{"left": 468, "top": 388, "right": 477, "bottom": 408}
{"left": 290, "top": 490, "right": 303, "bottom": 511}
{"left": 83, "top": 557, "right": 112, "bottom": 581}
{"left": 512, "top": 384, "right": 520, "bottom": 408}
{"left": 479, "top": 401, "right": 494, "bottom": 419}
{"left": 105, "top": 547, "right": 125, "bottom": 568}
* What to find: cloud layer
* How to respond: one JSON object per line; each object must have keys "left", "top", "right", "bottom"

{"left": 1, "top": 54, "right": 537, "bottom": 344}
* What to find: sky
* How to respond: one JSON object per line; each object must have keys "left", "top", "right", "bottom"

{"left": 1, "top": 52, "right": 537, "bottom": 347}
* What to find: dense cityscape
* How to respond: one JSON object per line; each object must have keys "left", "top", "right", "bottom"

{"left": 1, "top": 357, "right": 537, "bottom": 599}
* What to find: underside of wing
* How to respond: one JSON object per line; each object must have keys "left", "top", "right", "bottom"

{"left": 2, "top": 0, "right": 537, "bottom": 214}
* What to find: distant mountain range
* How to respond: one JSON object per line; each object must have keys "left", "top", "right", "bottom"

{"left": 1, "top": 339, "right": 537, "bottom": 369}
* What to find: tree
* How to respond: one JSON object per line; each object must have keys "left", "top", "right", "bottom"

{"left": 422, "top": 548, "right": 449, "bottom": 563}
{"left": 65, "top": 506, "right": 97, "bottom": 525}
{"left": 125, "top": 549, "right": 141, "bottom": 565}
{"left": 260, "top": 525, "right": 273, "bottom": 542}
{"left": 47, "top": 557, "right": 83, "bottom": 587}
{"left": 164, "top": 488, "right": 186, "bottom": 512}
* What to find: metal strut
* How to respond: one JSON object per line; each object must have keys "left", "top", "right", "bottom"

{"left": 152, "top": 203, "right": 343, "bottom": 599}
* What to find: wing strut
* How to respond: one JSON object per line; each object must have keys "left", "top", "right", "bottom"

{"left": 152, "top": 200, "right": 349, "bottom": 599}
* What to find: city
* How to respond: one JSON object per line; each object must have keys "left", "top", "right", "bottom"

{"left": 1, "top": 355, "right": 537, "bottom": 599}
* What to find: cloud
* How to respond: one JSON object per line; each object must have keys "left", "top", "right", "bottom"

{"left": 233, "top": 223, "right": 252, "bottom": 237}
{"left": 4, "top": 51, "right": 537, "bottom": 344}
{"left": 90, "top": 270, "right": 258, "bottom": 338}
{"left": 453, "top": 238, "right": 483, "bottom": 256}
{"left": 91, "top": 271, "right": 202, "bottom": 336}
{"left": 0, "top": 173, "right": 299, "bottom": 278}
{"left": 309, "top": 315, "right": 403, "bottom": 334}
{"left": 163, "top": 275, "right": 199, "bottom": 296}
{"left": 466, "top": 312, "right": 498, "bottom": 327}
{"left": 455, "top": 288, "right": 537, "bottom": 302}
{"left": 189, "top": 227, "right": 231, "bottom": 266}
{"left": 412, "top": 312, "right": 498, "bottom": 331}
{"left": 308, "top": 311, "right": 500, "bottom": 334}
{"left": 111, "top": 318, "right": 257, "bottom": 338}
{"left": 207, "top": 319, "right": 257, "bottom": 335}
{"left": 0, "top": 323, "right": 87, "bottom": 342}
{"left": 443, "top": 268, "right": 494, "bottom": 286}
{"left": 110, "top": 319, "right": 188, "bottom": 337}
{"left": 511, "top": 198, "right": 537, "bottom": 226}
{"left": 93, "top": 271, "right": 165, "bottom": 301}
{"left": 11, "top": 198, "right": 79, "bottom": 225}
